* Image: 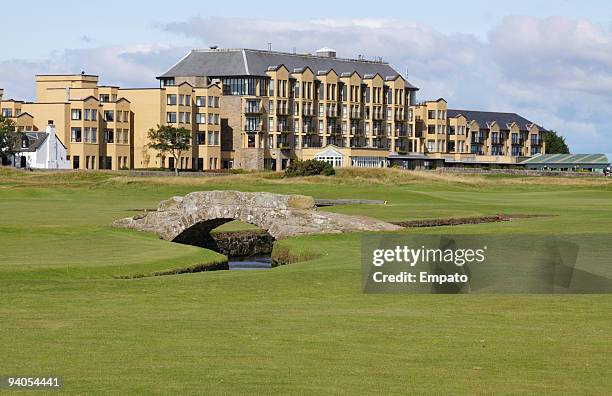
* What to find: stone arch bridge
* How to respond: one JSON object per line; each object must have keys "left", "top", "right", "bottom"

{"left": 113, "top": 190, "right": 401, "bottom": 246}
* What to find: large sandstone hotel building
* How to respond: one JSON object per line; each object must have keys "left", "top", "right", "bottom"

{"left": 0, "top": 47, "right": 546, "bottom": 171}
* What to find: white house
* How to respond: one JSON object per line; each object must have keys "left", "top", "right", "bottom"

{"left": 13, "top": 122, "right": 70, "bottom": 169}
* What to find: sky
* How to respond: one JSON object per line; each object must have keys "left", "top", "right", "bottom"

{"left": 1, "top": 0, "right": 611, "bottom": 154}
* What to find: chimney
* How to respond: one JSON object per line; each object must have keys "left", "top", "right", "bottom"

{"left": 316, "top": 47, "right": 337, "bottom": 58}
{"left": 46, "top": 121, "right": 58, "bottom": 169}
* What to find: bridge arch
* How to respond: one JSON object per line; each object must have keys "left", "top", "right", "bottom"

{"left": 113, "top": 190, "right": 401, "bottom": 244}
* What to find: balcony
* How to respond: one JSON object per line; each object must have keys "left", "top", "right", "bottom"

{"left": 302, "top": 107, "right": 315, "bottom": 117}
{"left": 243, "top": 104, "right": 262, "bottom": 114}
{"left": 531, "top": 138, "right": 543, "bottom": 146}
{"left": 471, "top": 137, "right": 485, "bottom": 144}
{"left": 243, "top": 124, "right": 263, "bottom": 133}
{"left": 277, "top": 106, "right": 290, "bottom": 116}
{"left": 350, "top": 109, "right": 363, "bottom": 119}
{"left": 325, "top": 108, "right": 338, "bottom": 117}
{"left": 372, "top": 111, "right": 385, "bottom": 120}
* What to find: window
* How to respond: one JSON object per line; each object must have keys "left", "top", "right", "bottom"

{"left": 268, "top": 118, "right": 274, "bottom": 131}
{"left": 196, "top": 96, "right": 206, "bottom": 107}
{"left": 428, "top": 125, "right": 436, "bottom": 134}
{"left": 208, "top": 131, "right": 213, "bottom": 146}
{"left": 294, "top": 81, "right": 300, "bottom": 98}
{"left": 179, "top": 95, "right": 184, "bottom": 106}
{"left": 1, "top": 109, "right": 11, "bottom": 117}
{"left": 84, "top": 127, "right": 90, "bottom": 143}
{"left": 214, "top": 131, "right": 219, "bottom": 145}
{"left": 166, "top": 112, "right": 177, "bottom": 123}
{"left": 179, "top": 112, "right": 185, "bottom": 123}
{"left": 214, "top": 114, "right": 219, "bottom": 125}
{"left": 116, "top": 129, "right": 121, "bottom": 144}
{"left": 71, "top": 127, "right": 82, "bottom": 142}
{"left": 269, "top": 80, "right": 275, "bottom": 96}
{"left": 196, "top": 132, "right": 205, "bottom": 145}
{"left": 208, "top": 114, "right": 213, "bottom": 124}
{"left": 208, "top": 96, "right": 214, "bottom": 107}
{"left": 99, "top": 94, "right": 110, "bottom": 103}
{"left": 103, "top": 111, "right": 114, "bottom": 122}
{"left": 104, "top": 128, "right": 114, "bottom": 143}
{"left": 71, "top": 109, "right": 82, "bottom": 120}
{"left": 91, "top": 110, "right": 97, "bottom": 121}
{"left": 196, "top": 113, "right": 205, "bottom": 124}
{"left": 167, "top": 94, "right": 177, "bottom": 105}
{"left": 214, "top": 97, "right": 219, "bottom": 107}
{"left": 91, "top": 128, "right": 97, "bottom": 143}
{"left": 185, "top": 95, "right": 191, "bottom": 105}
{"left": 428, "top": 110, "right": 435, "bottom": 120}
{"left": 269, "top": 101, "right": 274, "bottom": 114}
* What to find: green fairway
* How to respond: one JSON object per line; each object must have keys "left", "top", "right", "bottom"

{"left": 1, "top": 168, "right": 611, "bottom": 394}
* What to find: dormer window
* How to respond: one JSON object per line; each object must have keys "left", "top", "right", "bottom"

{"left": 21, "top": 138, "right": 29, "bottom": 148}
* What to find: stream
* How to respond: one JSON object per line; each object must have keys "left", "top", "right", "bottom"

{"left": 227, "top": 255, "right": 272, "bottom": 270}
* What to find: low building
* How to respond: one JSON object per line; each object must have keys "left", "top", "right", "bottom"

{"left": 520, "top": 154, "right": 610, "bottom": 173}
{"left": 12, "top": 122, "right": 70, "bottom": 169}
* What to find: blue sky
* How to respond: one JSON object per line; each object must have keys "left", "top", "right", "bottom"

{"left": 1, "top": 0, "right": 611, "bottom": 154}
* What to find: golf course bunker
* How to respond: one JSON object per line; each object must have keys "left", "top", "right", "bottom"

{"left": 114, "top": 190, "right": 402, "bottom": 247}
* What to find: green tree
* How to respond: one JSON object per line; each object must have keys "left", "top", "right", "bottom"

{"left": 544, "top": 130, "right": 570, "bottom": 154}
{"left": 0, "top": 115, "right": 19, "bottom": 165}
{"left": 146, "top": 124, "right": 191, "bottom": 176}
{"left": 284, "top": 159, "right": 335, "bottom": 177}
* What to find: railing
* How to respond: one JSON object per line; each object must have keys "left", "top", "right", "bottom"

{"left": 326, "top": 108, "right": 338, "bottom": 117}
{"left": 302, "top": 107, "right": 315, "bottom": 116}
{"left": 244, "top": 105, "right": 262, "bottom": 114}
{"left": 244, "top": 124, "right": 263, "bottom": 133}
{"left": 350, "top": 109, "right": 363, "bottom": 119}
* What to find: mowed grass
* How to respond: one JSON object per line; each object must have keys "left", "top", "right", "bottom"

{"left": 0, "top": 168, "right": 611, "bottom": 394}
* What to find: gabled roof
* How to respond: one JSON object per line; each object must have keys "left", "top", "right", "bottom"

{"left": 158, "top": 48, "right": 419, "bottom": 89}
{"left": 17, "top": 132, "right": 48, "bottom": 152}
{"left": 520, "top": 154, "right": 610, "bottom": 165}
{"left": 16, "top": 131, "right": 67, "bottom": 152}
{"left": 447, "top": 109, "right": 546, "bottom": 132}
{"left": 315, "top": 146, "right": 343, "bottom": 157}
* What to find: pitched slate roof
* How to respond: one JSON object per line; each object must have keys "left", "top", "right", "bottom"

{"left": 520, "top": 154, "right": 610, "bottom": 165}
{"left": 17, "top": 132, "right": 48, "bottom": 152}
{"left": 447, "top": 109, "right": 545, "bottom": 132}
{"left": 159, "top": 49, "right": 419, "bottom": 90}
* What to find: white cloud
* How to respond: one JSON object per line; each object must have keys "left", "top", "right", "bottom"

{"left": 0, "top": 44, "right": 187, "bottom": 101}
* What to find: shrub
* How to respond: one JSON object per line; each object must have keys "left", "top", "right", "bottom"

{"left": 284, "top": 159, "right": 335, "bottom": 177}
